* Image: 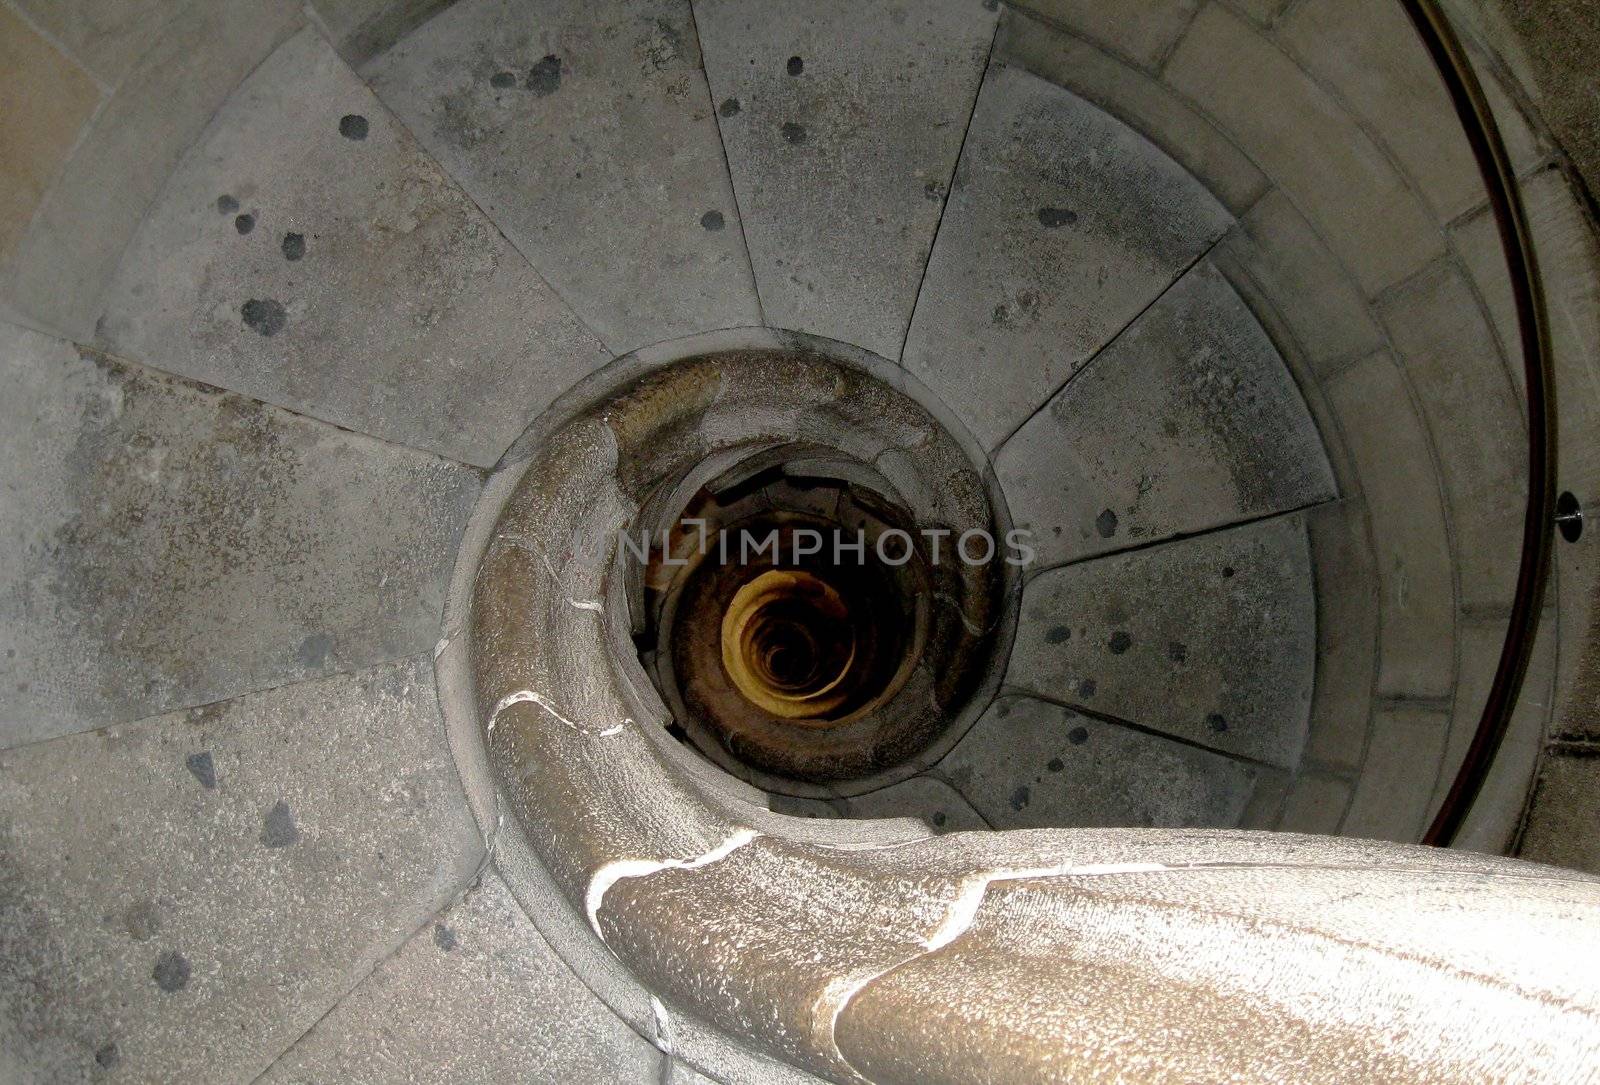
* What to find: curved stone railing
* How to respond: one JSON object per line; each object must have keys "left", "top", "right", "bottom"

{"left": 443, "top": 333, "right": 1600, "bottom": 1083}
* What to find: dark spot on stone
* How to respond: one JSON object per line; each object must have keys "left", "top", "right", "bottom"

{"left": 787, "top": 55, "right": 804, "bottom": 76}
{"left": 719, "top": 97, "right": 741, "bottom": 117}
{"left": 526, "top": 55, "right": 562, "bottom": 96}
{"left": 700, "top": 209, "right": 725, "bottom": 231}
{"left": 433, "top": 924, "right": 458, "bottom": 952}
{"left": 339, "top": 113, "right": 369, "bottom": 140}
{"left": 124, "top": 899, "right": 160, "bottom": 942}
{"left": 995, "top": 701, "right": 1012, "bottom": 718}
{"left": 983, "top": 0, "right": 999, "bottom": 9}
{"left": 1068, "top": 726, "right": 1089, "bottom": 746}
{"left": 1207, "top": 713, "right": 1229, "bottom": 733}
{"left": 489, "top": 71, "right": 516, "bottom": 89}
{"left": 296, "top": 632, "right": 333, "bottom": 669}
{"left": 1167, "top": 642, "right": 1188, "bottom": 664}
{"left": 281, "top": 232, "right": 305, "bottom": 261}
{"left": 1095, "top": 508, "right": 1118, "bottom": 539}
{"left": 924, "top": 179, "right": 942, "bottom": 202}
{"left": 234, "top": 213, "right": 254, "bottom": 235}
{"left": 1038, "top": 207, "right": 1079, "bottom": 228}
{"left": 152, "top": 950, "right": 190, "bottom": 992}
{"left": 240, "top": 298, "right": 287, "bottom": 337}
{"left": 95, "top": 1043, "right": 119, "bottom": 1069}
{"left": 1108, "top": 630, "right": 1132, "bottom": 654}
{"left": 1079, "top": 677, "right": 1096, "bottom": 697}
{"left": 185, "top": 751, "right": 216, "bottom": 790}
{"left": 216, "top": 194, "right": 239, "bottom": 214}
{"left": 931, "top": 810, "right": 947, "bottom": 828}
{"left": 1047, "top": 757, "right": 1065, "bottom": 772}
{"left": 1009, "top": 785, "right": 1031, "bottom": 811}
{"left": 1222, "top": 566, "right": 1236, "bottom": 578}
{"left": 781, "top": 122, "right": 807, "bottom": 145}
{"left": 261, "top": 800, "right": 300, "bottom": 847}
{"left": 1045, "top": 625, "right": 1071, "bottom": 645}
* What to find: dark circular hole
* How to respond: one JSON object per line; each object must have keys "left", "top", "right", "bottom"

{"left": 1557, "top": 491, "right": 1584, "bottom": 543}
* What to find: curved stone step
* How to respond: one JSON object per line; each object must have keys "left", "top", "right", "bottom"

{"left": 0, "top": 323, "right": 479, "bottom": 748}
{"left": 692, "top": 0, "right": 998, "bottom": 358}
{"left": 0, "top": 659, "right": 481, "bottom": 1082}
{"left": 936, "top": 695, "right": 1258, "bottom": 830}
{"left": 902, "top": 61, "right": 1233, "bottom": 450}
{"left": 995, "top": 259, "right": 1337, "bottom": 569}
{"left": 1005, "top": 514, "right": 1316, "bottom": 768}
{"left": 96, "top": 28, "right": 609, "bottom": 469}
{"left": 365, "top": 0, "right": 762, "bottom": 353}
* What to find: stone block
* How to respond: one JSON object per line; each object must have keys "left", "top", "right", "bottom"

{"left": 98, "top": 28, "right": 609, "bottom": 468}
{"left": 0, "top": 324, "right": 480, "bottom": 749}
{"left": 904, "top": 63, "right": 1232, "bottom": 449}
{"left": 997, "top": 10, "right": 1268, "bottom": 216}
{"left": 1006, "top": 515, "right": 1316, "bottom": 767}
{"left": 694, "top": 0, "right": 998, "bottom": 359}
{"left": 1343, "top": 703, "right": 1450, "bottom": 842}
{"left": 1165, "top": 4, "right": 1443, "bottom": 295}
{"left": 366, "top": 0, "right": 762, "bottom": 353}
{"left": 939, "top": 696, "right": 1257, "bottom": 829}
{"left": 1324, "top": 351, "right": 1455, "bottom": 699}
{"left": 258, "top": 869, "right": 660, "bottom": 1082}
{"left": 0, "top": 659, "right": 482, "bottom": 1082}
{"left": 995, "top": 260, "right": 1335, "bottom": 568}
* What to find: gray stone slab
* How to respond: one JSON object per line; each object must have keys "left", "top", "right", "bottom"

{"left": 996, "top": 10, "right": 1268, "bottom": 217}
{"left": 1342, "top": 705, "right": 1449, "bottom": 844}
{"left": 365, "top": 0, "right": 762, "bottom": 353}
{"left": 7, "top": 0, "right": 183, "bottom": 88}
{"left": 0, "top": 0, "right": 306, "bottom": 342}
{"left": 97, "top": 29, "right": 608, "bottom": 469}
{"left": 1006, "top": 515, "right": 1316, "bottom": 767}
{"left": 0, "top": 323, "right": 481, "bottom": 749}
{"left": 258, "top": 868, "right": 660, "bottom": 1083}
{"left": 0, "top": 658, "right": 482, "bottom": 1084}
{"left": 1520, "top": 747, "right": 1600, "bottom": 876}
{"left": 845, "top": 775, "right": 990, "bottom": 834}
{"left": 902, "top": 62, "right": 1232, "bottom": 450}
{"left": 692, "top": 0, "right": 997, "bottom": 359}
{"left": 994, "top": 260, "right": 1336, "bottom": 569}
{"left": 937, "top": 695, "right": 1256, "bottom": 830}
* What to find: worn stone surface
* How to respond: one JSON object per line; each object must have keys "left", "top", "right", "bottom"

{"left": 903, "top": 62, "right": 1232, "bottom": 450}
{"left": 834, "top": 865, "right": 1600, "bottom": 1084}
{"left": 1520, "top": 747, "right": 1600, "bottom": 875}
{"left": 996, "top": 10, "right": 1268, "bottom": 216}
{"left": 0, "top": 0, "right": 305, "bottom": 341}
{"left": 7, "top": 0, "right": 188, "bottom": 87}
{"left": 1302, "top": 501, "right": 1379, "bottom": 772}
{"left": 1165, "top": 4, "right": 1442, "bottom": 296}
{"left": 694, "top": 0, "right": 997, "bottom": 359}
{"left": 845, "top": 776, "right": 990, "bottom": 834}
{"left": 1278, "top": 773, "right": 1355, "bottom": 834}
{"left": 1007, "top": 515, "right": 1316, "bottom": 767}
{"left": 306, "top": 0, "right": 455, "bottom": 64}
{"left": 1324, "top": 352, "right": 1455, "bottom": 700}
{"left": 1379, "top": 260, "right": 1527, "bottom": 611}
{"left": 1344, "top": 705, "right": 1451, "bottom": 843}
{"left": 0, "top": 658, "right": 482, "bottom": 1083}
{"left": 1008, "top": 0, "right": 1202, "bottom": 70}
{"left": 0, "top": 6, "right": 102, "bottom": 267}
{"left": 939, "top": 696, "right": 1256, "bottom": 830}
{"left": 0, "top": 323, "right": 480, "bottom": 749}
{"left": 259, "top": 868, "right": 659, "bottom": 1083}
{"left": 995, "top": 260, "right": 1335, "bottom": 569}
{"left": 1214, "top": 188, "right": 1384, "bottom": 375}
{"left": 366, "top": 0, "right": 761, "bottom": 353}
{"left": 98, "top": 29, "right": 608, "bottom": 469}
{"left": 1276, "top": 0, "right": 1495, "bottom": 222}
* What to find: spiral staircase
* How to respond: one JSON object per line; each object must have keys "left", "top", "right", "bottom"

{"left": 3, "top": 0, "right": 1600, "bottom": 1081}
